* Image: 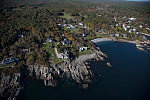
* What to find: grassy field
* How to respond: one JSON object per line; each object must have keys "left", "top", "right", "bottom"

{"left": 79, "top": 49, "right": 92, "bottom": 55}
{"left": 0, "top": 62, "right": 16, "bottom": 68}
{"left": 95, "top": 33, "right": 109, "bottom": 38}
{"left": 70, "top": 28, "right": 79, "bottom": 33}
{"left": 59, "top": 13, "right": 73, "bottom": 20}
{"left": 85, "top": 35, "right": 93, "bottom": 40}
{"left": 42, "top": 42, "right": 63, "bottom": 64}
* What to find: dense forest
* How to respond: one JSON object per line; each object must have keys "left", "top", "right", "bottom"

{"left": 0, "top": 0, "right": 150, "bottom": 74}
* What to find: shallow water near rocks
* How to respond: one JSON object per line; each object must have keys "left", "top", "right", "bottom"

{"left": 17, "top": 41, "right": 150, "bottom": 100}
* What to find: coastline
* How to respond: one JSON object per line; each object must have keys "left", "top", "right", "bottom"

{"left": 91, "top": 37, "right": 150, "bottom": 52}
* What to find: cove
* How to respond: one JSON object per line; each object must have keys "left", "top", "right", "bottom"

{"left": 17, "top": 41, "right": 150, "bottom": 100}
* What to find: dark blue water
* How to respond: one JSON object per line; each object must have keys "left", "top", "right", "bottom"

{"left": 146, "top": 35, "right": 150, "bottom": 40}
{"left": 17, "top": 41, "right": 150, "bottom": 100}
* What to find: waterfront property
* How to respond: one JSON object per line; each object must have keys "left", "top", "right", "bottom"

{"left": 0, "top": 57, "right": 18, "bottom": 68}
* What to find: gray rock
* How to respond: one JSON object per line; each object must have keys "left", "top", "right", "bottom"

{"left": 0, "top": 73, "right": 21, "bottom": 100}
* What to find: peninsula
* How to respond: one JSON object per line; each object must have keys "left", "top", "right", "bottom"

{"left": 0, "top": 0, "right": 150, "bottom": 100}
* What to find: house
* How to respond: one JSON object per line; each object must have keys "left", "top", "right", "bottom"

{"left": 99, "top": 30, "right": 107, "bottom": 34}
{"left": 58, "top": 24, "right": 62, "bottom": 26}
{"left": 143, "top": 35, "right": 146, "bottom": 39}
{"left": 47, "top": 38, "right": 54, "bottom": 43}
{"left": 1, "top": 57, "right": 18, "bottom": 65}
{"left": 110, "top": 34, "right": 115, "bottom": 37}
{"left": 133, "top": 28, "right": 137, "bottom": 32}
{"left": 84, "top": 25, "right": 88, "bottom": 29}
{"left": 62, "top": 38, "right": 70, "bottom": 45}
{"left": 139, "top": 25, "right": 143, "bottom": 28}
{"left": 128, "top": 21, "right": 131, "bottom": 23}
{"left": 42, "top": 40, "right": 46, "bottom": 44}
{"left": 62, "top": 34, "right": 65, "bottom": 36}
{"left": 69, "top": 24, "right": 75, "bottom": 29}
{"left": 67, "top": 26, "right": 70, "bottom": 29}
{"left": 136, "top": 32, "right": 141, "bottom": 35}
{"left": 146, "top": 28, "right": 150, "bottom": 31}
{"left": 127, "top": 26, "right": 131, "bottom": 29}
{"left": 115, "top": 34, "right": 119, "bottom": 37}
{"left": 115, "top": 23, "right": 119, "bottom": 27}
{"left": 97, "top": 14, "right": 101, "bottom": 17}
{"left": 55, "top": 48, "right": 69, "bottom": 60}
{"left": 124, "top": 28, "right": 127, "bottom": 31}
{"left": 129, "top": 29, "right": 133, "bottom": 33}
{"left": 82, "top": 33, "right": 86, "bottom": 37}
{"left": 22, "top": 48, "right": 31, "bottom": 53}
{"left": 123, "top": 34, "right": 127, "bottom": 38}
{"left": 18, "top": 34, "right": 24, "bottom": 38}
{"left": 61, "top": 51, "right": 69, "bottom": 59}
{"left": 129, "top": 18, "right": 136, "bottom": 21}
{"left": 79, "top": 47, "right": 88, "bottom": 51}
{"left": 79, "top": 23, "right": 83, "bottom": 26}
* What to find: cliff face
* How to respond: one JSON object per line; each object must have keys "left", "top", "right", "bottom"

{"left": 27, "top": 61, "right": 92, "bottom": 88}
{"left": 28, "top": 65, "right": 57, "bottom": 87}
{"left": 0, "top": 48, "right": 109, "bottom": 99}
{"left": 0, "top": 73, "right": 21, "bottom": 100}
{"left": 28, "top": 48, "right": 108, "bottom": 88}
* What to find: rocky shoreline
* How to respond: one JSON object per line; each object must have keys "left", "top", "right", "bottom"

{"left": 0, "top": 45, "right": 111, "bottom": 100}
{"left": 1, "top": 37, "right": 149, "bottom": 100}
{"left": 91, "top": 37, "right": 150, "bottom": 52}
{"left": 0, "top": 73, "right": 22, "bottom": 100}
{"left": 27, "top": 47, "right": 110, "bottom": 88}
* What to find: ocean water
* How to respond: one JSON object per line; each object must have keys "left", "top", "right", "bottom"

{"left": 17, "top": 41, "right": 150, "bottom": 100}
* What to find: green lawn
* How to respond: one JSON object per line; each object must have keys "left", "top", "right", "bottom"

{"left": 79, "top": 49, "right": 92, "bottom": 55}
{"left": 42, "top": 42, "right": 63, "bottom": 64}
{"left": 70, "top": 28, "right": 79, "bottom": 33}
{"left": 95, "top": 33, "right": 109, "bottom": 38}
{"left": 0, "top": 62, "right": 16, "bottom": 68}
{"left": 59, "top": 13, "right": 73, "bottom": 20}
{"left": 86, "top": 35, "right": 92, "bottom": 40}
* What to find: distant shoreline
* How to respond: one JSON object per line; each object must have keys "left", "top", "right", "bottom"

{"left": 91, "top": 37, "right": 150, "bottom": 51}
{"left": 125, "top": 0, "right": 150, "bottom": 2}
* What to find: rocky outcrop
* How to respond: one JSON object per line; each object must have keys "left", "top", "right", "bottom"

{"left": 0, "top": 73, "right": 21, "bottom": 100}
{"left": 28, "top": 65, "right": 57, "bottom": 87}
{"left": 136, "top": 42, "right": 150, "bottom": 52}
{"left": 27, "top": 48, "right": 109, "bottom": 89}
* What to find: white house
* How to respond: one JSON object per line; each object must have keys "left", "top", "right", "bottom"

{"left": 133, "top": 28, "right": 137, "bottom": 32}
{"left": 55, "top": 48, "right": 69, "bottom": 59}
{"left": 67, "top": 26, "right": 70, "bottom": 29}
{"left": 136, "top": 32, "right": 141, "bottom": 35}
{"left": 18, "top": 34, "right": 24, "bottom": 38}
{"left": 129, "top": 18, "right": 136, "bottom": 21}
{"left": 79, "top": 23, "right": 83, "bottom": 26}
{"left": 82, "top": 33, "right": 86, "bottom": 37}
{"left": 146, "top": 28, "right": 150, "bottom": 31}
{"left": 127, "top": 26, "right": 131, "bottom": 29}
{"left": 79, "top": 47, "right": 88, "bottom": 51}
{"left": 123, "top": 34, "right": 127, "bottom": 38}
{"left": 115, "top": 34, "right": 119, "bottom": 37}
{"left": 139, "top": 25, "right": 143, "bottom": 28}
{"left": 69, "top": 24, "right": 75, "bottom": 29}
{"left": 115, "top": 23, "right": 119, "bottom": 27}
{"left": 129, "top": 29, "right": 133, "bottom": 33}
{"left": 47, "top": 38, "right": 54, "bottom": 43}
{"left": 58, "top": 24, "right": 62, "bottom": 26}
